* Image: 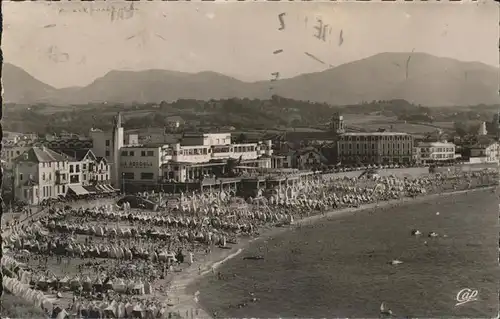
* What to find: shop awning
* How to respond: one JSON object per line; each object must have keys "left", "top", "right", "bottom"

{"left": 96, "top": 185, "right": 111, "bottom": 193}
{"left": 105, "top": 184, "right": 119, "bottom": 192}
{"left": 83, "top": 185, "right": 99, "bottom": 194}
{"left": 68, "top": 185, "right": 90, "bottom": 196}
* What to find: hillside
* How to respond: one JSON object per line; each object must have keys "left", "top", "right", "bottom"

{"left": 3, "top": 53, "right": 499, "bottom": 106}
{"left": 2, "top": 63, "right": 58, "bottom": 104}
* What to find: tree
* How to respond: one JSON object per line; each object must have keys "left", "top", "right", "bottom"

{"left": 453, "top": 121, "right": 468, "bottom": 137}
{"left": 235, "top": 133, "right": 247, "bottom": 143}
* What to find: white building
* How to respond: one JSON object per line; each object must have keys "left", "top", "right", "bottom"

{"left": 118, "top": 133, "right": 274, "bottom": 184}
{"left": 120, "top": 144, "right": 163, "bottom": 186}
{"left": 413, "top": 141, "right": 456, "bottom": 164}
{"left": 13, "top": 147, "right": 114, "bottom": 205}
{"left": 13, "top": 147, "right": 70, "bottom": 205}
{"left": 88, "top": 115, "right": 277, "bottom": 188}
{"left": 468, "top": 141, "right": 500, "bottom": 163}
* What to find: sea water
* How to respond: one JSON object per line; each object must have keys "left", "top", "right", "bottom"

{"left": 194, "top": 190, "right": 499, "bottom": 318}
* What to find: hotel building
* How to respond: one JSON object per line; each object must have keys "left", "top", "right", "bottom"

{"left": 119, "top": 132, "right": 275, "bottom": 186}
{"left": 330, "top": 113, "right": 414, "bottom": 165}
{"left": 413, "top": 141, "right": 456, "bottom": 164}
{"left": 336, "top": 132, "right": 414, "bottom": 165}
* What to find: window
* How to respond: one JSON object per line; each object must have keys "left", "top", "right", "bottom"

{"left": 48, "top": 173, "right": 52, "bottom": 181}
{"left": 83, "top": 174, "right": 87, "bottom": 181}
{"left": 123, "top": 172, "right": 135, "bottom": 180}
{"left": 105, "top": 150, "right": 110, "bottom": 157}
{"left": 42, "top": 173, "right": 46, "bottom": 181}
{"left": 141, "top": 151, "right": 146, "bottom": 157}
{"left": 141, "top": 172, "right": 154, "bottom": 180}
{"left": 105, "top": 174, "right": 109, "bottom": 180}
{"left": 146, "top": 151, "right": 154, "bottom": 157}
{"left": 129, "top": 151, "right": 135, "bottom": 156}
{"left": 62, "top": 185, "right": 65, "bottom": 193}
{"left": 82, "top": 164, "right": 87, "bottom": 170}
{"left": 70, "top": 165, "right": 74, "bottom": 173}
{"left": 19, "top": 173, "right": 23, "bottom": 181}
{"left": 121, "top": 151, "right": 128, "bottom": 156}
{"left": 105, "top": 140, "right": 110, "bottom": 146}
{"left": 76, "top": 165, "right": 80, "bottom": 173}
{"left": 70, "top": 175, "right": 80, "bottom": 184}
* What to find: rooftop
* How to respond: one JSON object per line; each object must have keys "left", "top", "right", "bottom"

{"left": 55, "top": 148, "right": 95, "bottom": 161}
{"left": 417, "top": 141, "right": 455, "bottom": 147}
{"left": 341, "top": 132, "right": 409, "bottom": 136}
{"left": 14, "top": 147, "right": 70, "bottom": 164}
{"left": 122, "top": 143, "right": 165, "bottom": 149}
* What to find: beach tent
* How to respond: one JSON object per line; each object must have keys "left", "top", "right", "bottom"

{"left": 116, "top": 302, "right": 126, "bottom": 318}
{"left": 94, "top": 277, "right": 104, "bottom": 293}
{"left": 132, "top": 304, "right": 145, "bottom": 319}
{"left": 103, "top": 302, "right": 117, "bottom": 318}
{"left": 82, "top": 276, "right": 92, "bottom": 291}
{"left": 70, "top": 276, "right": 81, "bottom": 290}
{"left": 104, "top": 278, "right": 114, "bottom": 291}
{"left": 112, "top": 278, "right": 126, "bottom": 293}
{"left": 132, "top": 280, "right": 145, "bottom": 295}
{"left": 125, "top": 302, "right": 134, "bottom": 317}
{"left": 144, "top": 281, "right": 152, "bottom": 294}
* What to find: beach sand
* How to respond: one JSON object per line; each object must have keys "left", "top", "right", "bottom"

{"left": 165, "top": 185, "right": 497, "bottom": 319}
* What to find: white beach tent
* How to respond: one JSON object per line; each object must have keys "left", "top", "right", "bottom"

{"left": 113, "top": 278, "right": 126, "bottom": 293}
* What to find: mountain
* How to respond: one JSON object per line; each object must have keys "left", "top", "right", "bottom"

{"left": 2, "top": 63, "right": 58, "bottom": 104}
{"left": 3, "top": 53, "right": 499, "bottom": 106}
{"left": 71, "top": 69, "right": 263, "bottom": 104}
{"left": 253, "top": 52, "right": 500, "bottom": 107}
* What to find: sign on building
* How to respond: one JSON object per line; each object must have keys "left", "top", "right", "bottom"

{"left": 122, "top": 161, "right": 154, "bottom": 168}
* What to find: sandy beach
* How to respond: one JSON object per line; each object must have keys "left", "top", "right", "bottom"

{"left": 165, "top": 185, "right": 497, "bottom": 319}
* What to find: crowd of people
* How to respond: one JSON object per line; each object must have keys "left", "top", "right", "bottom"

{"left": 2, "top": 168, "right": 498, "bottom": 319}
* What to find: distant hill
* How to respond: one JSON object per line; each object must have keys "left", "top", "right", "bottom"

{"left": 2, "top": 63, "right": 58, "bottom": 104}
{"left": 3, "top": 52, "right": 499, "bottom": 106}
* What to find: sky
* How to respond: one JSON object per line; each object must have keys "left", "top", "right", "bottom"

{"left": 3, "top": 1, "right": 498, "bottom": 88}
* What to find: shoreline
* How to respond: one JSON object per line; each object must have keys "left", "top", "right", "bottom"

{"left": 166, "top": 185, "right": 497, "bottom": 319}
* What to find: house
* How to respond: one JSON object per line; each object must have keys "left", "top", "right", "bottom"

{"left": 413, "top": 141, "right": 456, "bottom": 165}
{"left": 13, "top": 147, "right": 71, "bottom": 205}
{"left": 290, "top": 147, "right": 328, "bottom": 169}
{"left": 57, "top": 149, "right": 113, "bottom": 190}
{"left": 13, "top": 147, "right": 115, "bottom": 205}
{"left": 466, "top": 140, "right": 500, "bottom": 164}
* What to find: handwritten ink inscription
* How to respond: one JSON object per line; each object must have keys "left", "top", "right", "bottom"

{"left": 313, "top": 18, "right": 332, "bottom": 42}
{"left": 58, "top": 4, "right": 138, "bottom": 22}
{"left": 278, "top": 13, "right": 286, "bottom": 31}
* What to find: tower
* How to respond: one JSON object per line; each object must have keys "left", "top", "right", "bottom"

{"left": 477, "top": 121, "right": 487, "bottom": 136}
{"left": 330, "top": 112, "right": 345, "bottom": 135}
{"left": 111, "top": 112, "right": 124, "bottom": 188}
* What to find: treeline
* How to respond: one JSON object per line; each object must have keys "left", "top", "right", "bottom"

{"left": 3, "top": 97, "right": 498, "bottom": 135}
